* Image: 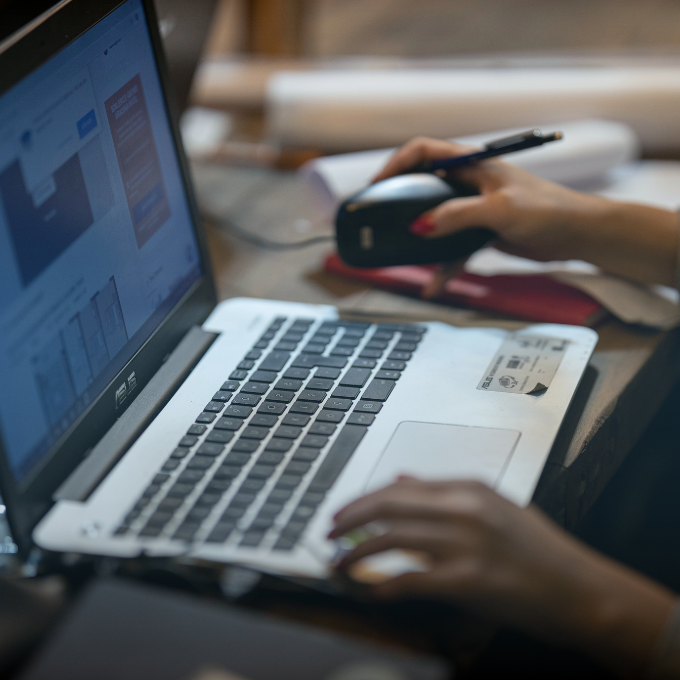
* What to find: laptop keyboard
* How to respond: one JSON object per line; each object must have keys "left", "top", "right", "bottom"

{"left": 113, "top": 316, "right": 426, "bottom": 552}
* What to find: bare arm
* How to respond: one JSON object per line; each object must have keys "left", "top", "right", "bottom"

{"left": 374, "top": 137, "right": 680, "bottom": 295}
{"left": 330, "top": 478, "right": 677, "bottom": 679}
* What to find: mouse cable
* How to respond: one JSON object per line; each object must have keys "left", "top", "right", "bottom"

{"left": 206, "top": 212, "right": 335, "bottom": 251}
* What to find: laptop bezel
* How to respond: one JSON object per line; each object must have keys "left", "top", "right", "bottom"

{"left": 0, "top": 0, "right": 218, "bottom": 553}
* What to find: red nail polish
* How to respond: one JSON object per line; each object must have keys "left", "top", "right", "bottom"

{"left": 410, "top": 215, "right": 435, "bottom": 235}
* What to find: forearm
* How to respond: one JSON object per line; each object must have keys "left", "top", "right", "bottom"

{"left": 571, "top": 197, "right": 679, "bottom": 288}
{"left": 554, "top": 548, "right": 676, "bottom": 678}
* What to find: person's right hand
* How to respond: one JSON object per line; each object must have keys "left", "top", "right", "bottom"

{"left": 374, "top": 137, "right": 680, "bottom": 295}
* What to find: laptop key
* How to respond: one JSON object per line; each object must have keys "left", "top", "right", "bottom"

{"left": 187, "top": 456, "right": 216, "bottom": 470}
{"left": 355, "top": 400, "right": 383, "bottom": 414}
{"left": 258, "top": 451, "right": 284, "bottom": 465}
{"left": 214, "top": 465, "right": 241, "bottom": 480}
{"left": 275, "top": 474, "right": 303, "bottom": 489}
{"left": 158, "top": 497, "right": 184, "bottom": 511}
{"left": 298, "top": 389, "right": 326, "bottom": 403}
{"left": 224, "top": 404, "right": 253, "bottom": 418}
{"left": 335, "top": 336, "right": 361, "bottom": 347}
{"left": 331, "top": 387, "right": 360, "bottom": 400}
{"left": 347, "top": 412, "right": 375, "bottom": 426}
{"left": 241, "top": 382, "right": 268, "bottom": 395}
{"left": 197, "top": 442, "right": 225, "bottom": 456}
{"left": 187, "top": 424, "right": 207, "bottom": 436}
{"left": 204, "top": 401, "right": 225, "bottom": 413}
{"left": 258, "top": 503, "right": 284, "bottom": 518}
{"left": 275, "top": 342, "right": 298, "bottom": 352}
{"left": 361, "top": 379, "right": 395, "bottom": 402}
{"left": 309, "top": 422, "right": 336, "bottom": 436}
{"left": 375, "top": 370, "right": 401, "bottom": 380}
{"left": 221, "top": 506, "right": 246, "bottom": 520}
{"left": 248, "top": 464, "right": 276, "bottom": 479}
{"left": 259, "top": 351, "right": 291, "bottom": 372}
{"left": 245, "top": 350, "right": 262, "bottom": 360}
{"left": 250, "top": 413, "right": 278, "bottom": 428}
{"left": 330, "top": 346, "right": 354, "bottom": 357}
{"left": 254, "top": 340, "right": 269, "bottom": 350}
{"left": 292, "top": 505, "right": 316, "bottom": 521}
{"left": 251, "top": 370, "right": 277, "bottom": 383}
{"left": 196, "top": 412, "right": 216, "bottom": 424}
{"left": 292, "top": 448, "right": 321, "bottom": 462}
{"left": 178, "top": 469, "right": 205, "bottom": 484}
{"left": 206, "top": 430, "right": 234, "bottom": 444}
{"left": 286, "top": 461, "right": 311, "bottom": 475}
{"left": 292, "top": 355, "right": 346, "bottom": 369}
{"left": 307, "top": 378, "right": 333, "bottom": 391}
{"left": 273, "top": 537, "right": 296, "bottom": 551}
{"left": 300, "top": 491, "right": 326, "bottom": 506}
{"left": 325, "top": 398, "right": 352, "bottom": 411}
{"left": 387, "top": 351, "right": 411, "bottom": 362}
{"left": 266, "top": 390, "right": 295, "bottom": 403}
{"left": 233, "top": 394, "right": 261, "bottom": 406}
{"left": 153, "top": 473, "right": 170, "bottom": 485}
{"left": 212, "top": 390, "right": 233, "bottom": 402}
{"left": 282, "top": 413, "right": 310, "bottom": 428}
{"left": 240, "top": 478, "right": 266, "bottom": 492}
{"left": 147, "top": 511, "right": 173, "bottom": 527}
{"left": 238, "top": 360, "right": 255, "bottom": 370}
{"left": 171, "top": 447, "right": 190, "bottom": 459}
{"left": 179, "top": 435, "right": 198, "bottom": 447}
{"left": 301, "top": 434, "right": 328, "bottom": 449}
{"left": 301, "top": 344, "right": 325, "bottom": 354}
{"left": 240, "top": 531, "right": 265, "bottom": 547}
{"left": 359, "top": 349, "right": 383, "bottom": 359}
{"left": 139, "top": 525, "right": 163, "bottom": 538}
{"left": 352, "top": 358, "right": 377, "bottom": 369}
{"left": 315, "top": 367, "right": 341, "bottom": 379}
{"left": 316, "top": 410, "right": 344, "bottom": 423}
{"left": 395, "top": 342, "right": 418, "bottom": 352}
{"left": 214, "top": 417, "right": 244, "bottom": 431}
{"left": 258, "top": 401, "right": 287, "bottom": 415}
{"left": 168, "top": 483, "right": 195, "bottom": 497}
{"left": 289, "top": 401, "right": 318, "bottom": 415}
{"left": 274, "top": 425, "right": 302, "bottom": 439}
{"left": 224, "top": 451, "right": 252, "bottom": 465}
{"left": 283, "top": 367, "right": 310, "bottom": 380}
{"left": 274, "top": 378, "right": 303, "bottom": 392}
{"left": 196, "top": 492, "right": 222, "bottom": 507}
{"left": 366, "top": 340, "right": 389, "bottom": 350}
{"left": 382, "top": 360, "right": 406, "bottom": 371}
{"left": 207, "top": 479, "right": 233, "bottom": 493}
{"left": 161, "top": 459, "right": 181, "bottom": 472}
{"left": 265, "top": 438, "right": 293, "bottom": 453}
{"left": 173, "top": 522, "right": 200, "bottom": 541}
{"left": 268, "top": 488, "right": 294, "bottom": 503}
{"left": 229, "top": 370, "right": 248, "bottom": 381}
{"left": 221, "top": 380, "right": 241, "bottom": 392}
{"left": 206, "top": 523, "right": 235, "bottom": 543}
{"left": 241, "top": 426, "right": 270, "bottom": 440}
{"left": 249, "top": 517, "right": 275, "bottom": 531}
{"left": 339, "top": 367, "right": 371, "bottom": 388}
{"left": 308, "top": 425, "right": 368, "bottom": 492}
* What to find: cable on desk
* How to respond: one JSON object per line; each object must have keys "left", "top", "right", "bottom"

{"left": 208, "top": 213, "right": 335, "bottom": 251}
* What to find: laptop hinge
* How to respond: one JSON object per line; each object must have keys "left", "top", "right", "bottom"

{"left": 53, "top": 326, "right": 218, "bottom": 503}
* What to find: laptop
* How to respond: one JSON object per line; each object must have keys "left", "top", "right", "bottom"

{"left": 0, "top": 0, "right": 597, "bottom": 580}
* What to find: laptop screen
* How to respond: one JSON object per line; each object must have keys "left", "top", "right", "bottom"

{"left": 0, "top": 0, "right": 202, "bottom": 485}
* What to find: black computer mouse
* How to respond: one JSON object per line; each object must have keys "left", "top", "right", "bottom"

{"left": 335, "top": 173, "right": 494, "bottom": 268}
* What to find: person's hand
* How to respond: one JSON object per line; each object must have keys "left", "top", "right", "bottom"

{"left": 330, "top": 477, "right": 676, "bottom": 678}
{"left": 374, "top": 137, "right": 680, "bottom": 295}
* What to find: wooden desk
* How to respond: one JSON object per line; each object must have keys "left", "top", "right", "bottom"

{"left": 194, "top": 160, "right": 680, "bottom": 528}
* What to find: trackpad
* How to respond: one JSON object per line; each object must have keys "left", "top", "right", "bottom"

{"left": 365, "top": 421, "right": 520, "bottom": 492}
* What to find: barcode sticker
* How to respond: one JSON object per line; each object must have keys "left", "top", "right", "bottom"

{"left": 477, "top": 335, "right": 567, "bottom": 395}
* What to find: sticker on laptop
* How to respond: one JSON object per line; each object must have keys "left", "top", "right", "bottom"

{"left": 477, "top": 335, "right": 568, "bottom": 395}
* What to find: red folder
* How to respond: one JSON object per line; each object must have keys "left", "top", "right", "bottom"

{"left": 324, "top": 253, "right": 607, "bottom": 327}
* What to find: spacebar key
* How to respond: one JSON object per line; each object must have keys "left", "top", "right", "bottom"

{"left": 308, "top": 425, "right": 368, "bottom": 492}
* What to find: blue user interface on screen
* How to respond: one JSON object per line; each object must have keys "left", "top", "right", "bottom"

{"left": 0, "top": 0, "right": 202, "bottom": 484}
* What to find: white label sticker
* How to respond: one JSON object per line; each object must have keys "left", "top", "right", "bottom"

{"left": 477, "top": 335, "right": 567, "bottom": 395}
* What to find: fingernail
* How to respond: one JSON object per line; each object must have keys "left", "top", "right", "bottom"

{"left": 409, "top": 215, "right": 435, "bottom": 235}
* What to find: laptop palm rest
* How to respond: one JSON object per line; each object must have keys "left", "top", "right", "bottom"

{"left": 365, "top": 421, "right": 521, "bottom": 492}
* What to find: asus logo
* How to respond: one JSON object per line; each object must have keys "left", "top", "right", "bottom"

{"left": 115, "top": 371, "right": 138, "bottom": 409}
{"left": 360, "top": 226, "right": 374, "bottom": 250}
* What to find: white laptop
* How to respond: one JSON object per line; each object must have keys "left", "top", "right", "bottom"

{"left": 0, "top": 0, "right": 597, "bottom": 580}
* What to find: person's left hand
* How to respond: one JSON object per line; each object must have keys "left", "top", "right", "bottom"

{"left": 329, "top": 477, "right": 675, "bottom": 678}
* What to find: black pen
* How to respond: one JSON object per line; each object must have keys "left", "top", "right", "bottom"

{"left": 403, "top": 129, "right": 563, "bottom": 175}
